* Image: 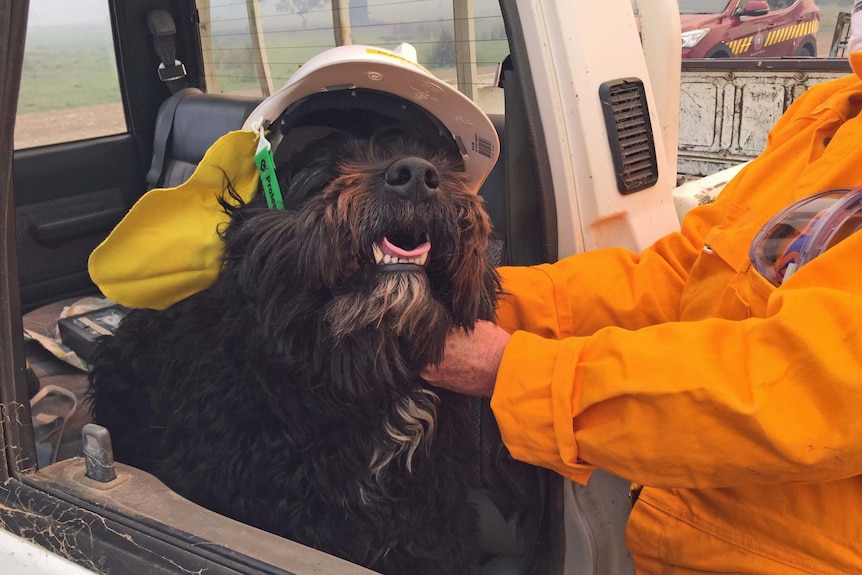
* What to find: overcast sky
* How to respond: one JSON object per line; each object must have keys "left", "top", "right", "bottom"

{"left": 28, "top": 0, "right": 111, "bottom": 26}
{"left": 26, "top": 0, "right": 503, "bottom": 28}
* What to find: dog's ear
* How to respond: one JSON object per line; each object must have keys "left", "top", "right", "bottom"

{"left": 447, "top": 199, "right": 500, "bottom": 328}
{"left": 451, "top": 247, "right": 499, "bottom": 327}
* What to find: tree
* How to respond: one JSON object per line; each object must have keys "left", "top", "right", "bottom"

{"left": 349, "top": 0, "right": 371, "bottom": 27}
{"left": 275, "top": 0, "right": 327, "bottom": 27}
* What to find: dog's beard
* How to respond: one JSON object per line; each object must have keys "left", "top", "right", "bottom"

{"left": 325, "top": 270, "right": 451, "bottom": 366}
{"left": 325, "top": 270, "right": 450, "bottom": 488}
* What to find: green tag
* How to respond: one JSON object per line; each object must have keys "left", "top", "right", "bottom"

{"left": 254, "top": 127, "right": 284, "bottom": 210}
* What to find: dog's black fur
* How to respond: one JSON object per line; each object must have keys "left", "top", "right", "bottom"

{"left": 88, "top": 127, "right": 499, "bottom": 574}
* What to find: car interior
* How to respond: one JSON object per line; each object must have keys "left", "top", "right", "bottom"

{"left": 11, "top": 1, "right": 563, "bottom": 573}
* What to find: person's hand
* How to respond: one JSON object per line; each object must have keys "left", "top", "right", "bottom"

{"left": 422, "top": 320, "right": 511, "bottom": 397}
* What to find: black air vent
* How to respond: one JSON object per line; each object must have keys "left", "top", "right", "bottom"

{"left": 599, "top": 78, "right": 659, "bottom": 194}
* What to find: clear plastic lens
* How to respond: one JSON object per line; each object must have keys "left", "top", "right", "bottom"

{"left": 750, "top": 188, "right": 862, "bottom": 286}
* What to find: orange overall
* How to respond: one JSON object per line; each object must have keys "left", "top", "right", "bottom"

{"left": 491, "top": 55, "right": 862, "bottom": 574}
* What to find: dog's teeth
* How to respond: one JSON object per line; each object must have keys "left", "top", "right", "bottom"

{"left": 374, "top": 248, "right": 429, "bottom": 266}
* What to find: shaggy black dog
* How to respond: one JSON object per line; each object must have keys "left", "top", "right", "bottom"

{"left": 88, "top": 126, "right": 499, "bottom": 574}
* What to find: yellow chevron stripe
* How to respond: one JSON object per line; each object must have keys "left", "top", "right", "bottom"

{"left": 773, "top": 28, "right": 782, "bottom": 46}
{"left": 763, "top": 20, "right": 819, "bottom": 48}
{"left": 766, "top": 30, "right": 777, "bottom": 47}
{"left": 733, "top": 37, "right": 751, "bottom": 55}
{"left": 729, "top": 19, "right": 816, "bottom": 54}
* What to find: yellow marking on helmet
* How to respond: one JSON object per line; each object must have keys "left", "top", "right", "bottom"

{"left": 366, "top": 48, "right": 431, "bottom": 74}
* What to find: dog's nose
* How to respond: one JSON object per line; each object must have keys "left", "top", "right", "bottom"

{"left": 383, "top": 157, "right": 440, "bottom": 202}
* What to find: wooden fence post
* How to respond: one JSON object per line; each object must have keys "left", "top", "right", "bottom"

{"left": 246, "top": 0, "right": 274, "bottom": 96}
{"left": 453, "top": 0, "right": 478, "bottom": 100}
{"left": 332, "top": 0, "right": 353, "bottom": 46}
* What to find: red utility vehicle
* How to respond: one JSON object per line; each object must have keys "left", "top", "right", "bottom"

{"left": 680, "top": 0, "right": 821, "bottom": 58}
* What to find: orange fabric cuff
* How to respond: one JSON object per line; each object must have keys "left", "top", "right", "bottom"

{"left": 496, "top": 265, "right": 574, "bottom": 339}
{"left": 491, "top": 330, "right": 594, "bottom": 483}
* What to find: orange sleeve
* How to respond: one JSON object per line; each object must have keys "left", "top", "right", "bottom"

{"left": 495, "top": 231, "right": 700, "bottom": 339}
{"left": 493, "top": 239, "right": 862, "bottom": 489}
{"left": 495, "top": 178, "right": 719, "bottom": 340}
{"left": 490, "top": 196, "right": 725, "bottom": 484}
{"left": 490, "top": 72, "right": 862, "bottom": 486}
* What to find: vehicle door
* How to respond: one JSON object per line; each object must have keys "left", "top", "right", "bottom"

{"left": 759, "top": 0, "right": 820, "bottom": 57}
{"left": 2, "top": 1, "right": 378, "bottom": 573}
{"left": 1, "top": 0, "right": 561, "bottom": 572}
{"left": 721, "top": 0, "right": 773, "bottom": 57}
{"left": 12, "top": 0, "right": 170, "bottom": 313}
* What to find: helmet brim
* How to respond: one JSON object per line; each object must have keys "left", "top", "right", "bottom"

{"left": 242, "top": 44, "right": 499, "bottom": 193}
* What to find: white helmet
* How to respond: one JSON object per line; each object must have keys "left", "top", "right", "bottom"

{"left": 242, "top": 43, "right": 499, "bottom": 193}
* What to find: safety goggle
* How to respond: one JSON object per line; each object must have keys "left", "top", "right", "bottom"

{"left": 750, "top": 187, "right": 862, "bottom": 286}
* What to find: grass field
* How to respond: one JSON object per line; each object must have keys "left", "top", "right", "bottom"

{"left": 18, "top": 24, "right": 122, "bottom": 115}
{"left": 816, "top": 4, "right": 849, "bottom": 56}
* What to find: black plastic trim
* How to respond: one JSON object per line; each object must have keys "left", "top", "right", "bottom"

{"left": 499, "top": 0, "right": 558, "bottom": 264}
{"left": 29, "top": 207, "right": 127, "bottom": 246}
{"left": 0, "top": 0, "right": 38, "bottom": 477}
{"left": 599, "top": 78, "right": 659, "bottom": 195}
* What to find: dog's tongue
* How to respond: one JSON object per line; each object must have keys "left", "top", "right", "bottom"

{"left": 381, "top": 236, "right": 431, "bottom": 258}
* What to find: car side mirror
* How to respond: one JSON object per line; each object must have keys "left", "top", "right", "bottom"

{"left": 736, "top": 0, "right": 770, "bottom": 17}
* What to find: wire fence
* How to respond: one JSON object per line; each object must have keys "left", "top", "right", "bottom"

{"left": 199, "top": 0, "right": 508, "bottom": 95}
